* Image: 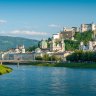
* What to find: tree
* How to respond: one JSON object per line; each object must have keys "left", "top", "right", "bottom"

{"left": 74, "top": 31, "right": 93, "bottom": 44}
{"left": 65, "top": 31, "right": 93, "bottom": 51}
{"left": 35, "top": 56, "right": 43, "bottom": 60}
{"left": 48, "top": 38, "right": 52, "bottom": 42}
{"left": 66, "top": 50, "right": 96, "bottom": 62}
{"left": 26, "top": 46, "right": 37, "bottom": 52}
{"left": 43, "top": 54, "right": 49, "bottom": 61}
{"left": 65, "top": 40, "right": 79, "bottom": 51}
{"left": 38, "top": 41, "right": 41, "bottom": 48}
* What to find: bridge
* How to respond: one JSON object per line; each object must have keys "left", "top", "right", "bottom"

{"left": 0, "top": 60, "right": 32, "bottom": 63}
{"left": 0, "top": 60, "right": 57, "bottom": 65}
{"left": 0, "top": 60, "right": 31, "bottom": 66}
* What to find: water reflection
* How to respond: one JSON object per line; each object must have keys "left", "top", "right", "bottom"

{"left": 0, "top": 65, "right": 96, "bottom": 96}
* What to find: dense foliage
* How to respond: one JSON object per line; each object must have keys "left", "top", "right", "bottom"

{"left": 35, "top": 54, "right": 61, "bottom": 61}
{"left": 31, "top": 62, "right": 96, "bottom": 68}
{"left": 65, "top": 31, "right": 93, "bottom": 51}
{"left": 26, "top": 46, "right": 38, "bottom": 52}
{"left": 66, "top": 50, "right": 96, "bottom": 62}
{"left": 65, "top": 40, "right": 79, "bottom": 51}
{"left": 74, "top": 31, "right": 93, "bottom": 44}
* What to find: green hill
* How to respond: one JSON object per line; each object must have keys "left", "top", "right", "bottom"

{"left": 65, "top": 31, "right": 93, "bottom": 51}
{"left": 0, "top": 36, "right": 39, "bottom": 51}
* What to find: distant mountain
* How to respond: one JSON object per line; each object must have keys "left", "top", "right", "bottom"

{"left": 0, "top": 36, "right": 39, "bottom": 51}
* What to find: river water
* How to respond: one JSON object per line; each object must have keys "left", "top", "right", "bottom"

{"left": 0, "top": 65, "right": 96, "bottom": 96}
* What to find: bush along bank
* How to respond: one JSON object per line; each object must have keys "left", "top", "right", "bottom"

{"left": 30, "top": 61, "right": 96, "bottom": 68}
{"left": 0, "top": 65, "right": 12, "bottom": 75}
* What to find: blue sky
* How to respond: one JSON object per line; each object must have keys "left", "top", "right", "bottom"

{"left": 0, "top": 0, "right": 96, "bottom": 40}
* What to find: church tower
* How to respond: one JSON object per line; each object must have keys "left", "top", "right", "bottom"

{"left": 79, "top": 42, "right": 84, "bottom": 50}
{"left": 61, "top": 39, "right": 65, "bottom": 52}
{"left": 21, "top": 45, "right": 25, "bottom": 53}
{"left": 88, "top": 41, "right": 93, "bottom": 51}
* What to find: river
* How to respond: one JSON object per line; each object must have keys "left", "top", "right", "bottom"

{"left": 0, "top": 65, "right": 96, "bottom": 96}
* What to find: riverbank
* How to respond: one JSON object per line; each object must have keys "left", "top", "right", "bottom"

{"left": 0, "top": 65, "right": 12, "bottom": 75}
{"left": 31, "top": 62, "right": 96, "bottom": 68}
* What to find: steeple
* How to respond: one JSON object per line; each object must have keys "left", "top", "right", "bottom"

{"left": 22, "top": 45, "right": 25, "bottom": 49}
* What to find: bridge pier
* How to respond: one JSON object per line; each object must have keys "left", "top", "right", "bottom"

{"left": 17, "top": 62, "right": 19, "bottom": 67}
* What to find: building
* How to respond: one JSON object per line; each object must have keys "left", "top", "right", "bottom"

{"left": 50, "top": 39, "right": 65, "bottom": 52}
{"left": 81, "top": 23, "right": 96, "bottom": 32}
{"left": 53, "top": 33, "right": 60, "bottom": 40}
{"left": 88, "top": 41, "right": 93, "bottom": 50}
{"left": 35, "top": 48, "right": 42, "bottom": 53}
{"left": 59, "top": 27, "right": 76, "bottom": 40}
{"left": 35, "top": 47, "right": 50, "bottom": 57}
{"left": 53, "top": 51, "right": 72, "bottom": 61}
{"left": 79, "top": 41, "right": 96, "bottom": 51}
{"left": 40, "top": 40, "right": 48, "bottom": 49}
{"left": 8, "top": 53, "right": 35, "bottom": 60}
{"left": 15, "top": 45, "right": 25, "bottom": 53}
{"left": 63, "top": 27, "right": 78, "bottom": 32}
{"left": 60, "top": 31, "right": 75, "bottom": 40}
{"left": 79, "top": 41, "right": 89, "bottom": 50}
{"left": 72, "top": 27, "right": 79, "bottom": 32}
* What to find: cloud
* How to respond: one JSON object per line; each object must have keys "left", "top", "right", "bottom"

{"left": 0, "top": 20, "right": 7, "bottom": 24}
{"left": 48, "top": 24, "right": 60, "bottom": 28}
{"left": 9, "top": 30, "right": 48, "bottom": 36}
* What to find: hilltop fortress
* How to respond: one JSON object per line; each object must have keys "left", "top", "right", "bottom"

{"left": 1, "top": 22, "right": 96, "bottom": 61}
{"left": 34, "top": 22, "right": 96, "bottom": 61}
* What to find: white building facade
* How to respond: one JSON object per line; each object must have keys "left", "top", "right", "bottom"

{"left": 81, "top": 23, "right": 96, "bottom": 32}
{"left": 15, "top": 45, "right": 25, "bottom": 53}
{"left": 53, "top": 33, "right": 60, "bottom": 40}
{"left": 63, "top": 27, "right": 78, "bottom": 32}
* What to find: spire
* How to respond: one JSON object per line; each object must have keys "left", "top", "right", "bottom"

{"left": 22, "top": 45, "right": 24, "bottom": 49}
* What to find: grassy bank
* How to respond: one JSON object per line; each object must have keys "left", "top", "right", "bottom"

{"left": 31, "top": 62, "right": 96, "bottom": 68}
{"left": 0, "top": 65, "right": 12, "bottom": 75}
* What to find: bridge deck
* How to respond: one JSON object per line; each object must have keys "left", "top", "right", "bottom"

{"left": 0, "top": 60, "right": 57, "bottom": 63}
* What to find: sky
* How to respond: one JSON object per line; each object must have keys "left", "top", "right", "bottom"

{"left": 0, "top": 0, "right": 96, "bottom": 40}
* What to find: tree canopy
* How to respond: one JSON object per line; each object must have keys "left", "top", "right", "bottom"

{"left": 65, "top": 31, "right": 93, "bottom": 51}
{"left": 65, "top": 40, "right": 79, "bottom": 51}
{"left": 66, "top": 50, "right": 96, "bottom": 62}
{"left": 74, "top": 31, "right": 93, "bottom": 44}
